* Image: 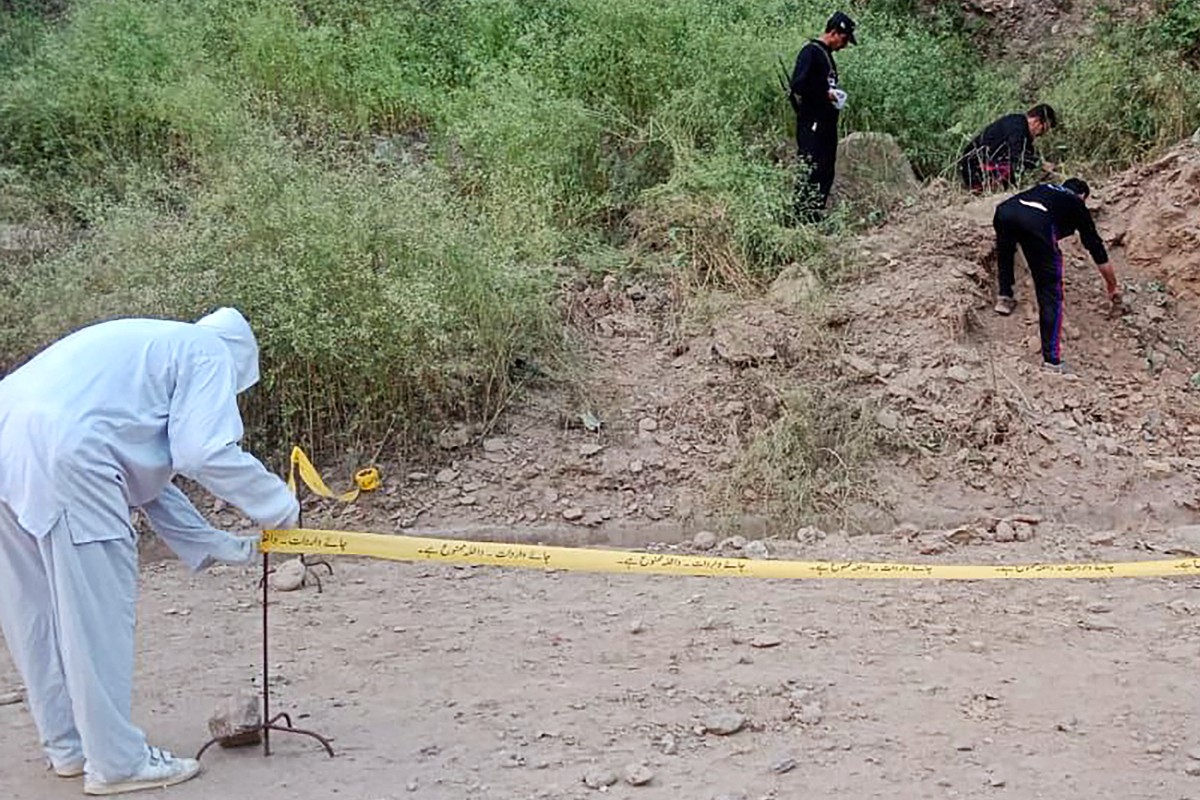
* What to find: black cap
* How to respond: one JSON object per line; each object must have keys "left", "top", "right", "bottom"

{"left": 826, "top": 11, "right": 857, "bottom": 45}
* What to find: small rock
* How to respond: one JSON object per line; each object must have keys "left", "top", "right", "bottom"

{"left": 629, "top": 619, "right": 645, "bottom": 635}
{"left": 459, "top": 494, "right": 477, "bottom": 506}
{"left": 270, "top": 558, "right": 307, "bottom": 592}
{"left": 1145, "top": 743, "right": 1165, "bottom": 755}
{"left": 794, "top": 525, "right": 826, "bottom": 542}
{"left": 946, "top": 365, "right": 970, "bottom": 383}
{"left": 750, "top": 634, "right": 782, "bottom": 649}
{"left": 744, "top": 540, "right": 770, "bottom": 560}
{"left": 704, "top": 711, "right": 746, "bottom": 735}
{"left": 1144, "top": 459, "right": 1174, "bottom": 477}
{"left": 797, "top": 702, "right": 824, "bottom": 725}
{"left": 208, "top": 690, "right": 262, "bottom": 748}
{"left": 693, "top": 530, "right": 718, "bottom": 550}
{"left": 1086, "top": 602, "right": 1113, "bottom": 614}
{"left": 769, "top": 757, "right": 797, "bottom": 774}
{"left": 1013, "top": 521, "right": 1035, "bottom": 542}
{"left": 874, "top": 409, "right": 900, "bottom": 431}
{"left": 406, "top": 471, "right": 430, "bottom": 481}
{"left": 1186, "top": 764, "right": 1200, "bottom": 777}
{"left": 624, "top": 764, "right": 654, "bottom": 786}
{"left": 438, "top": 426, "right": 470, "bottom": 450}
{"left": 435, "top": 468, "right": 460, "bottom": 483}
{"left": 406, "top": 778, "right": 419, "bottom": 792}
{"left": 993, "top": 520, "right": 1016, "bottom": 542}
{"left": 1187, "top": 746, "right": 1200, "bottom": 761}
{"left": 660, "top": 733, "right": 679, "bottom": 755}
{"left": 580, "top": 443, "right": 604, "bottom": 457}
{"left": 629, "top": 459, "right": 645, "bottom": 474}
{"left": 638, "top": 417, "right": 659, "bottom": 433}
{"left": 989, "top": 776, "right": 1007, "bottom": 788}
{"left": 482, "top": 437, "right": 507, "bottom": 453}
{"left": 969, "top": 641, "right": 986, "bottom": 653}
{"left": 563, "top": 507, "right": 584, "bottom": 521}
{"left": 843, "top": 354, "right": 877, "bottom": 376}
{"left": 1089, "top": 531, "right": 1117, "bottom": 546}
{"left": 721, "top": 535, "right": 747, "bottom": 551}
{"left": 582, "top": 768, "right": 619, "bottom": 789}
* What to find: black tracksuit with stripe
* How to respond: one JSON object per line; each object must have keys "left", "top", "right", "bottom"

{"left": 993, "top": 183, "right": 1108, "bottom": 365}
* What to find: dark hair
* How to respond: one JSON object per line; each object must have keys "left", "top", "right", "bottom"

{"left": 1028, "top": 103, "right": 1058, "bottom": 130}
{"left": 1062, "top": 177, "right": 1090, "bottom": 198}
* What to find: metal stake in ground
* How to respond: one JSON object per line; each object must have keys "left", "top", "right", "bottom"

{"left": 196, "top": 504, "right": 335, "bottom": 761}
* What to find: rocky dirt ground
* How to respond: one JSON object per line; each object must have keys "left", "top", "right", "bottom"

{"left": 3, "top": 141, "right": 1200, "bottom": 799}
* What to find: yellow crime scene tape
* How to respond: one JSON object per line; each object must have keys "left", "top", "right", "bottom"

{"left": 274, "top": 447, "right": 1200, "bottom": 580}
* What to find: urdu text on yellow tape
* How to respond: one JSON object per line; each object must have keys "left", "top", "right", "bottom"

{"left": 260, "top": 528, "right": 1200, "bottom": 580}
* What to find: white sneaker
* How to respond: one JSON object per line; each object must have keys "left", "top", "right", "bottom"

{"left": 83, "top": 747, "right": 200, "bottom": 796}
{"left": 53, "top": 759, "right": 85, "bottom": 778}
{"left": 994, "top": 295, "right": 1017, "bottom": 316}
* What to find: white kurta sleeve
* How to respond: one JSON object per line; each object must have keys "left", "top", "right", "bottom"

{"left": 141, "top": 484, "right": 258, "bottom": 572}
{"left": 168, "top": 352, "right": 300, "bottom": 529}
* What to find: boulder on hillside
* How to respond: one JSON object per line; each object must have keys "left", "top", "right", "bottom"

{"left": 829, "top": 131, "right": 919, "bottom": 215}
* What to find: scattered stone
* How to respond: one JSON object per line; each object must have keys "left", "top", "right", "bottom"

{"left": 693, "top": 531, "right": 718, "bottom": 550}
{"left": 1186, "top": 747, "right": 1200, "bottom": 761}
{"left": 406, "top": 778, "right": 419, "bottom": 792}
{"left": 629, "top": 619, "right": 645, "bottom": 635}
{"left": 1088, "top": 531, "right": 1117, "bottom": 546}
{"left": 435, "top": 468, "right": 460, "bottom": 483}
{"left": 0, "top": 690, "right": 24, "bottom": 706}
{"left": 1144, "top": 459, "right": 1174, "bottom": 477}
{"left": 458, "top": 494, "right": 477, "bottom": 506}
{"left": 207, "top": 690, "right": 262, "bottom": 748}
{"left": 1013, "top": 521, "right": 1035, "bottom": 542}
{"left": 993, "top": 520, "right": 1016, "bottom": 543}
{"left": 582, "top": 768, "right": 619, "bottom": 789}
{"left": 911, "top": 590, "right": 944, "bottom": 604}
{"left": 713, "top": 794, "right": 748, "bottom": 800}
{"left": 875, "top": 409, "right": 900, "bottom": 431}
{"left": 438, "top": 426, "right": 470, "bottom": 450}
{"left": 1185, "top": 764, "right": 1200, "bottom": 777}
{"left": 580, "top": 443, "right": 605, "bottom": 457}
{"left": 795, "top": 525, "right": 826, "bottom": 542}
{"left": 406, "top": 471, "right": 430, "bottom": 482}
{"left": 704, "top": 711, "right": 746, "bottom": 736}
{"left": 843, "top": 354, "right": 877, "bottom": 376}
{"left": 969, "top": 641, "right": 986, "bottom": 653}
{"left": 562, "top": 507, "right": 584, "bottom": 521}
{"left": 481, "top": 437, "right": 507, "bottom": 453}
{"left": 946, "top": 366, "right": 970, "bottom": 383}
{"left": 769, "top": 757, "right": 798, "bottom": 774}
{"left": 721, "top": 535, "right": 747, "bottom": 551}
{"left": 988, "top": 776, "right": 1007, "bottom": 788}
{"left": 638, "top": 417, "right": 659, "bottom": 433}
{"left": 744, "top": 540, "right": 770, "bottom": 560}
{"left": 797, "top": 702, "right": 824, "bottom": 725}
{"left": 270, "top": 558, "right": 308, "bottom": 592}
{"left": 1086, "top": 602, "right": 1113, "bottom": 614}
{"left": 660, "top": 733, "right": 679, "bottom": 755}
{"left": 1145, "top": 743, "right": 1165, "bottom": 755}
{"left": 750, "top": 634, "right": 782, "bottom": 649}
{"left": 624, "top": 764, "right": 654, "bottom": 786}
{"left": 629, "top": 459, "right": 645, "bottom": 474}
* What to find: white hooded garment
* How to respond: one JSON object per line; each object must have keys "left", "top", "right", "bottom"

{"left": 0, "top": 308, "right": 298, "bottom": 782}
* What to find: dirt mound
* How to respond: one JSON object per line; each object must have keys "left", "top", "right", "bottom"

{"left": 817, "top": 153, "right": 1200, "bottom": 537}
{"left": 1101, "top": 138, "right": 1200, "bottom": 300}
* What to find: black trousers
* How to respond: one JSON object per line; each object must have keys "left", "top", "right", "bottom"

{"left": 795, "top": 112, "right": 838, "bottom": 214}
{"left": 993, "top": 202, "right": 1065, "bottom": 365}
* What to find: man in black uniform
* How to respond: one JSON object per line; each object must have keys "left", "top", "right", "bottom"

{"left": 789, "top": 11, "right": 856, "bottom": 219}
{"left": 992, "top": 178, "right": 1118, "bottom": 372}
{"left": 960, "top": 104, "right": 1058, "bottom": 193}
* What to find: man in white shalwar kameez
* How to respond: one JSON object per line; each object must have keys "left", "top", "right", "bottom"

{"left": 0, "top": 308, "right": 299, "bottom": 795}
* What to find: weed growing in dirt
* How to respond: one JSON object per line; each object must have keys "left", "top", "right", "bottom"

{"left": 729, "top": 385, "right": 880, "bottom": 530}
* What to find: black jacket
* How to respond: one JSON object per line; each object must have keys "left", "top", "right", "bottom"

{"left": 998, "top": 183, "right": 1109, "bottom": 265}
{"left": 961, "top": 113, "right": 1039, "bottom": 174}
{"left": 789, "top": 40, "right": 838, "bottom": 126}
